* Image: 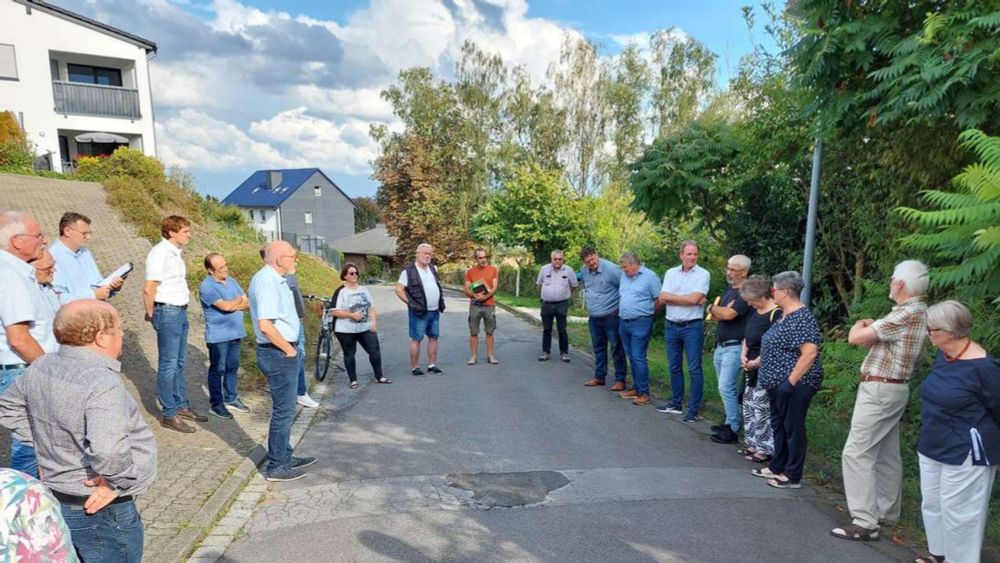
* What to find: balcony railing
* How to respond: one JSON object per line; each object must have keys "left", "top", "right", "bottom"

{"left": 52, "top": 81, "right": 141, "bottom": 119}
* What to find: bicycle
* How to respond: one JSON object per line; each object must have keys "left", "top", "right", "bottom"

{"left": 303, "top": 294, "right": 338, "bottom": 382}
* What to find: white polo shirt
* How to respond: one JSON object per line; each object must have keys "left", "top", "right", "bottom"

{"left": 660, "top": 264, "right": 710, "bottom": 322}
{"left": 145, "top": 239, "right": 189, "bottom": 306}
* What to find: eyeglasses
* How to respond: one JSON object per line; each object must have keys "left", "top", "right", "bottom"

{"left": 35, "top": 266, "right": 54, "bottom": 274}
{"left": 70, "top": 228, "right": 93, "bottom": 238}
{"left": 927, "top": 327, "right": 944, "bottom": 334}
{"left": 476, "top": 255, "right": 488, "bottom": 260}
{"left": 280, "top": 254, "right": 298, "bottom": 262}
{"left": 346, "top": 271, "right": 359, "bottom": 276}
{"left": 16, "top": 232, "right": 45, "bottom": 241}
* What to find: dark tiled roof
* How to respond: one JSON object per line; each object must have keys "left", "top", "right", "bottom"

{"left": 329, "top": 224, "right": 396, "bottom": 257}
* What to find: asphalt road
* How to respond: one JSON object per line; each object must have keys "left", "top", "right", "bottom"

{"left": 222, "top": 285, "right": 908, "bottom": 562}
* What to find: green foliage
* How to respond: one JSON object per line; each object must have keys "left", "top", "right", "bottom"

{"left": 353, "top": 196, "right": 381, "bottom": 232}
{"left": 75, "top": 147, "right": 165, "bottom": 183}
{"left": 365, "top": 255, "right": 384, "bottom": 275}
{"left": 0, "top": 111, "right": 33, "bottom": 173}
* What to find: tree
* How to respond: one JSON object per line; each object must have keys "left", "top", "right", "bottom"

{"left": 353, "top": 196, "right": 382, "bottom": 232}
{"left": 649, "top": 29, "right": 717, "bottom": 137}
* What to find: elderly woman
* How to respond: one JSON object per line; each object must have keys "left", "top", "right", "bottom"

{"left": 751, "top": 271, "right": 823, "bottom": 489}
{"left": 915, "top": 301, "right": 999, "bottom": 563}
{"left": 738, "top": 275, "right": 782, "bottom": 463}
{"left": 331, "top": 263, "right": 391, "bottom": 389}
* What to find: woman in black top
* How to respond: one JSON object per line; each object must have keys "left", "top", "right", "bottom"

{"left": 915, "top": 301, "right": 1000, "bottom": 563}
{"left": 738, "top": 276, "right": 782, "bottom": 463}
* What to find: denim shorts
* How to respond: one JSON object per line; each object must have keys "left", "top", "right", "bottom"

{"left": 408, "top": 309, "right": 440, "bottom": 341}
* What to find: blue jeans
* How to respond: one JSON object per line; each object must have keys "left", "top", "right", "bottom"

{"left": 666, "top": 319, "right": 705, "bottom": 417}
{"left": 619, "top": 316, "right": 653, "bottom": 395}
{"left": 207, "top": 339, "right": 241, "bottom": 409}
{"left": 588, "top": 313, "right": 626, "bottom": 383}
{"left": 257, "top": 344, "right": 298, "bottom": 471}
{"left": 152, "top": 304, "right": 189, "bottom": 418}
{"left": 61, "top": 499, "right": 144, "bottom": 562}
{"left": 0, "top": 365, "right": 38, "bottom": 478}
{"left": 408, "top": 309, "right": 440, "bottom": 341}
{"left": 296, "top": 323, "right": 306, "bottom": 396}
{"left": 714, "top": 344, "right": 743, "bottom": 431}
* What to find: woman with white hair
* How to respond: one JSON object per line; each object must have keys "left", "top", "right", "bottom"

{"left": 915, "top": 300, "right": 1000, "bottom": 563}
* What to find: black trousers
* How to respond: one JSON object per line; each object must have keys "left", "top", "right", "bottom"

{"left": 540, "top": 300, "right": 570, "bottom": 354}
{"left": 335, "top": 331, "right": 384, "bottom": 383}
{"left": 767, "top": 381, "right": 817, "bottom": 482}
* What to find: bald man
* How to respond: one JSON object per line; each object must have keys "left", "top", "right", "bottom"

{"left": 249, "top": 241, "right": 315, "bottom": 482}
{"left": 0, "top": 300, "right": 157, "bottom": 561}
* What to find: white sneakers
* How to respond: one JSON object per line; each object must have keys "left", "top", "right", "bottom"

{"left": 296, "top": 393, "right": 319, "bottom": 408}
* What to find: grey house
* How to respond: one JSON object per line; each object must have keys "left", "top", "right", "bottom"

{"left": 223, "top": 168, "right": 356, "bottom": 257}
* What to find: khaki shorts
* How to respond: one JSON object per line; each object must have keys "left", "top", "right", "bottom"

{"left": 469, "top": 304, "right": 497, "bottom": 335}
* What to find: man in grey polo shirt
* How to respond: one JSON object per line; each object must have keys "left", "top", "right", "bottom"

{"left": 579, "top": 246, "right": 626, "bottom": 389}
{"left": 536, "top": 249, "right": 578, "bottom": 362}
{"left": 0, "top": 299, "right": 157, "bottom": 561}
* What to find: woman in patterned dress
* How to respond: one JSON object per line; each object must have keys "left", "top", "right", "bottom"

{"left": 738, "top": 275, "right": 782, "bottom": 463}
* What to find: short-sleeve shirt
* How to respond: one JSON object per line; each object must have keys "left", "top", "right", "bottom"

{"left": 661, "top": 265, "right": 710, "bottom": 322}
{"left": 758, "top": 307, "right": 824, "bottom": 390}
{"left": 715, "top": 284, "right": 751, "bottom": 342}
{"left": 199, "top": 276, "right": 247, "bottom": 344}
{"left": 579, "top": 259, "right": 622, "bottom": 318}
{"left": 919, "top": 354, "right": 1000, "bottom": 466}
{"left": 249, "top": 266, "right": 300, "bottom": 344}
{"left": 743, "top": 307, "right": 782, "bottom": 361}
{"left": 537, "top": 264, "right": 577, "bottom": 303}
{"left": 465, "top": 265, "right": 498, "bottom": 307}
{"left": 50, "top": 240, "right": 103, "bottom": 302}
{"left": 398, "top": 266, "right": 441, "bottom": 312}
{"left": 860, "top": 298, "right": 927, "bottom": 382}
{"left": 334, "top": 286, "right": 374, "bottom": 334}
{"left": 0, "top": 251, "right": 58, "bottom": 364}
{"left": 618, "top": 266, "right": 661, "bottom": 320}
{"left": 145, "top": 239, "right": 189, "bottom": 306}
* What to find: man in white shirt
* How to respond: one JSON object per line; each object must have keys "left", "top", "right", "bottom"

{"left": 0, "top": 210, "right": 56, "bottom": 477}
{"left": 50, "top": 212, "right": 124, "bottom": 302}
{"left": 395, "top": 243, "right": 446, "bottom": 376}
{"left": 144, "top": 215, "right": 206, "bottom": 433}
{"left": 656, "top": 240, "right": 710, "bottom": 422}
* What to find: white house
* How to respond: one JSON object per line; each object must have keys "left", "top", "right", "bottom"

{"left": 0, "top": 0, "right": 157, "bottom": 173}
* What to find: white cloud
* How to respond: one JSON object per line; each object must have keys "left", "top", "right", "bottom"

{"left": 249, "top": 107, "right": 379, "bottom": 175}
{"left": 291, "top": 86, "right": 395, "bottom": 120}
{"left": 150, "top": 60, "right": 225, "bottom": 108}
{"left": 155, "top": 109, "right": 296, "bottom": 170}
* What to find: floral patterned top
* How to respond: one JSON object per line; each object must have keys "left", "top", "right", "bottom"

{"left": 0, "top": 468, "right": 78, "bottom": 562}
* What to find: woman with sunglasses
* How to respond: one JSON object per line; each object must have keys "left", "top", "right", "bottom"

{"left": 330, "top": 263, "right": 391, "bottom": 388}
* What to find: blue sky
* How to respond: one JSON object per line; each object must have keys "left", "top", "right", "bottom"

{"left": 59, "top": 0, "right": 771, "bottom": 200}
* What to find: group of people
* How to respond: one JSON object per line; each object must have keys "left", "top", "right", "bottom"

{"left": 566, "top": 242, "right": 999, "bottom": 563}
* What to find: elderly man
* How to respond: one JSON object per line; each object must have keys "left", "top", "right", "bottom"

{"left": 579, "top": 246, "right": 626, "bottom": 389}
{"left": 656, "top": 240, "right": 710, "bottom": 423}
{"left": 33, "top": 249, "right": 62, "bottom": 330}
{"left": 616, "top": 251, "right": 662, "bottom": 406}
{"left": 396, "top": 243, "right": 446, "bottom": 375}
{"left": 463, "top": 248, "right": 499, "bottom": 365}
{"left": 830, "top": 260, "right": 929, "bottom": 542}
{"left": 0, "top": 210, "right": 55, "bottom": 477}
{"left": 536, "top": 249, "right": 578, "bottom": 362}
{"left": 199, "top": 253, "right": 250, "bottom": 419}
{"left": 250, "top": 241, "right": 316, "bottom": 482}
{"left": 0, "top": 300, "right": 157, "bottom": 561}
{"left": 708, "top": 255, "right": 752, "bottom": 444}
{"left": 50, "top": 211, "right": 124, "bottom": 302}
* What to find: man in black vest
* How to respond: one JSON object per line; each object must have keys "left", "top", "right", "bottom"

{"left": 395, "top": 243, "right": 446, "bottom": 376}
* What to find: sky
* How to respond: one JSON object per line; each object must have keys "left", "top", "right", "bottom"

{"left": 59, "top": 0, "right": 772, "bottom": 200}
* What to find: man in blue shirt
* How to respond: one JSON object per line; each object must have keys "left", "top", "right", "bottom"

{"left": 50, "top": 212, "right": 123, "bottom": 302}
{"left": 579, "top": 247, "right": 626, "bottom": 390}
{"left": 199, "top": 253, "right": 250, "bottom": 419}
{"left": 616, "top": 251, "right": 662, "bottom": 406}
{"left": 249, "top": 241, "right": 315, "bottom": 482}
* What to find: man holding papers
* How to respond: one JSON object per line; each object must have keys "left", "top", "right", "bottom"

{"left": 50, "top": 212, "right": 125, "bottom": 302}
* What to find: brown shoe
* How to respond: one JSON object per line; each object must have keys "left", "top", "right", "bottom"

{"left": 161, "top": 416, "right": 196, "bottom": 433}
{"left": 632, "top": 394, "right": 650, "bottom": 406}
{"left": 618, "top": 389, "right": 637, "bottom": 399}
{"left": 610, "top": 382, "right": 626, "bottom": 392}
{"left": 584, "top": 378, "right": 605, "bottom": 387}
{"left": 178, "top": 408, "right": 208, "bottom": 423}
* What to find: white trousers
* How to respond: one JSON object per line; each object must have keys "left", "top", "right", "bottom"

{"left": 918, "top": 452, "right": 996, "bottom": 563}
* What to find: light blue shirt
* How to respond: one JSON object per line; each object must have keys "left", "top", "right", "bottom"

{"left": 50, "top": 240, "right": 103, "bottom": 302}
{"left": 0, "top": 251, "right": 58, "bottom": 364}
{"left": 661, "top": 264, "right": 711, "bottom": 322}
{"left": 579, "top": 258, "right": 622, "bottom": 317}
{"left": 619, "top": 266, "right": 661, "bottom": 320}
{"left": 199, "top": 276, "right": 247, "bottom": 344}
{"left": 249, "top": 266, "right": 300, "bottom": 344}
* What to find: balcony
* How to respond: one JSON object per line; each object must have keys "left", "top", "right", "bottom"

{"left": 52, "top": 81, "right": 141, "bottom": 119}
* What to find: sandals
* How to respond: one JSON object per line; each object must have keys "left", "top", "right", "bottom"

{"left": 350, "top": 381, "right": 359, "bottom": 389}
{"left": 766, "top": 476, "right": 801, "bottom": 489}
{"left": 745, "top": 453, "right": 771, "bottom": 463}
{"left": 913, "top": 557, "right": 944, "bottom": 563}
{"left": 375, "top": 377, "right": 393, "bottom": 384}
{"left": 830, "top": 523, "right": 879, "bottom": 541}
{"left": 751, "top": 467, "right": 779, "bottom": 479}
{"left": 737, "top": 448, "right": 756, "bottom": 456}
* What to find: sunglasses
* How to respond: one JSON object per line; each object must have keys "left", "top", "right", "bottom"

{"left": 346, "top": 271, "right": 359, "bottom": 276}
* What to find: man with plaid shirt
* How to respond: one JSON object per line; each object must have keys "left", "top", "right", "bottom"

{"left": 830, "top": 260, "right": 929, "bottom": 542}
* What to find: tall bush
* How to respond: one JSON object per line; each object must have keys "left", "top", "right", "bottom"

{"left": 0, "top": 110, "right": 33, "bottom": 173}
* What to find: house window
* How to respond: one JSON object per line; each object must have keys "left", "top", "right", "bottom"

{"left": 304, "top": 212, "right": 314, "bottom": 224}
{"left": 0, "top": 44, "right": 17, "bottom": 80}
{"left": 314, "top": 186, "right": 322, "bottom": 197}
{"left": 67, "top": 63, "right": 122, "bottom": 87}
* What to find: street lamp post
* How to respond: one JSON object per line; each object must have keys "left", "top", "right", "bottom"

{"left": 802, "top": 138, "right": 823, "bottom": 307}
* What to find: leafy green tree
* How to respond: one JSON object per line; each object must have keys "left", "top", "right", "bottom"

{"left": 353, "top": 196, "right": 382, "bottom": 232}
{"left": 649, "top": 29, "right": 717, "bottom": 137}
{"left": 551, "top": 36, "right": 608, "bottom": 196}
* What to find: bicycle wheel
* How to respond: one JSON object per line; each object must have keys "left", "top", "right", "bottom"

{"left": 314, "top": 329, "right": 332, "bottom": 382}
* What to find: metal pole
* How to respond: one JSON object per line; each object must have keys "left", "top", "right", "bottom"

{"left": 802, "top": 138, "right": 823, "bottom": 307}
